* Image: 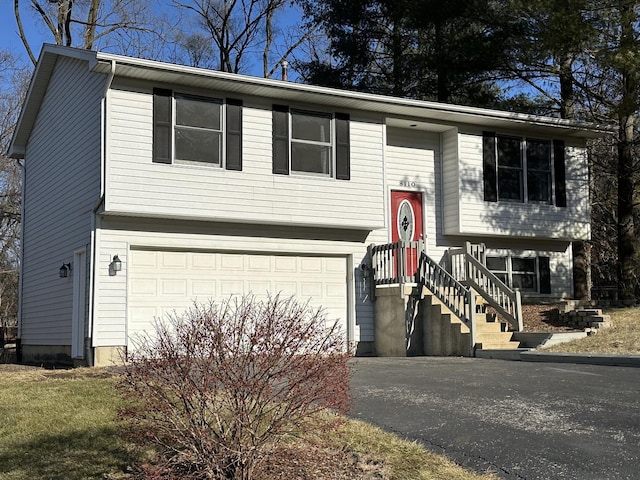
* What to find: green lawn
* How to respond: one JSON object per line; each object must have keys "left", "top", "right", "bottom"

{"left": 0, "top": 367, "right": 497, "bottom": 480}
{"left": 0, "top": 369, "right": 130, "bottom": 480}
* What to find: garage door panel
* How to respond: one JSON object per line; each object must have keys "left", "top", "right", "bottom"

{"left": 325, "top": 257, "right": 345, "bottom": 273}
{"left": 162, "top": 252, "right": 188, "bottom": 269}
{"left": 192, "top": 280, "right": 216, "bottom": 296}
{"left": 246, "top": 281, "right": 272, "bottom": 296}
{"left": 161, "top": 279, "right": 188, "bottom": 296}
{"left": 220, "top": 254, "right": 244, "bottom": 271}
{"left": 220, "top": 279, "right": 244, "bottom": 296}
{"left": 325, "top": 283, "right": 346, "bottom": 298}
{"left": 300, "top": 257, "right": 322, "bottom": 273}
{"left": 128, "top": 251, "right": 347, "bottom": 347}
{"left": 274, "top": 257, "right": 296, "bottom": 272}
{"left": 248, "top": 256, "right": 271, "bottom": 271}
{"left": 190, "top": 253, "right": 217, "bottom": 270}
{"left": 130, "top": 251, "right": 158, "bottom": 268}
{"left": 130, "top": 278, "right": 158, "bottom": 296}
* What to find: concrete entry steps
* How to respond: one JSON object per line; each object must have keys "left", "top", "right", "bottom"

{"left": 374, "top": 285, "right": 585, "bottom": 357}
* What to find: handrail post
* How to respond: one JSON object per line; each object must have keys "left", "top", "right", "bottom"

{"left": 368, "top": 244, "right": 376, "bottom": 301}
{"left": 397, "top": 241, "right": 405, "bottom": 296}
{"left": 467, "top": 288, "right": 476, "bottom": 356}
{"left": 464, "top": 242, "right": 471, "bottom": 283}
{"left": 515, "top": 290, "right": 523, "bottom": 332}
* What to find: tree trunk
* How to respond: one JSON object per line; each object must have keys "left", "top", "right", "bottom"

{"left": 615, "top": 0, "right": 639, "bottom": 302}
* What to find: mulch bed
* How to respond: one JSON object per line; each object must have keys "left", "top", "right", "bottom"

{"left": 521, "top": 303, "right": 578, "bottom": 332}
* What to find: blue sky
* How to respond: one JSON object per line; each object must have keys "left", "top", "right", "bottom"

{"left": 1, "top": 2, "right": 43, "bottom": 61}
{"left": 0, "top": 1, "right": 306, "bottom": 78}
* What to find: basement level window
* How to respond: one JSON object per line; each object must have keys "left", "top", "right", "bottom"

{"left": 486, "top": 255, "right": 551, "bottom": 294}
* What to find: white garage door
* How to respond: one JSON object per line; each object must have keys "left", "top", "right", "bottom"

{"left": 128, "top": 249, "right": 348, "bottom": 346}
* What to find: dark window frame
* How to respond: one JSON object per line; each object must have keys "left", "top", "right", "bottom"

{"left": 486, "top": 254, "right": 551, "bottom": 294}
{"left": 153, "top": 88, "right": 242, "bottom": 171}
{"left": 483, "top": 132, "right": 564, "bottom": 207}
{"left": 272, "top": 105, "right": 350, "bottom": 180}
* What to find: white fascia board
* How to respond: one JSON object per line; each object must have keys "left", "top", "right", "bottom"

{"left": 92, "top": 50, "right": 613, "bottom": 139}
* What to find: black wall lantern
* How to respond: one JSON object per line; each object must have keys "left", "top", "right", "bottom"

{"left": 59, "top": 263, "right": 71, "bottom": 278}
{"left": 110, "top": 255, "right": 122, "bottom": 275}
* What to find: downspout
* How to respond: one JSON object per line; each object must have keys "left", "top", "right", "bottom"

{"left": 87, "top": 59, "right": 116, "bottom": 365}
{"left": 16, "top": 159, "right": 25, "bottom": 361}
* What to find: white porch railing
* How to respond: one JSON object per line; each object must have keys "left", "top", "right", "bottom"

{"left": 368, "top": 241, "right": 476, "bottom": 355}
{"left": 448, "top": 242, "right": 523, "bottom": 332}
{"left": 368, "top": 240, "right": 425, "bottom": 293}
{"left": 416, "top": 252, "right": 476, "bottom": 354}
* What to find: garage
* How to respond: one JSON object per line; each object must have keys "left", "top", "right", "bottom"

{"left": 127, "top": 249, "right": 348, "bottom": 347}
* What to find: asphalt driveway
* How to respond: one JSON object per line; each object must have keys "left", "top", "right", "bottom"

{"left": 350, "top": 357, "right": 640, "bottom": 480}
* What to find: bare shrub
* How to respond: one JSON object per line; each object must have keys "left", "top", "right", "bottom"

{"left": 117, "top": 294, "right": 352, "bottom": 480}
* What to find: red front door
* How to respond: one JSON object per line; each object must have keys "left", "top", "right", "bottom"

{"left": 390, "top": 191, "right": 424, "bottom": 278}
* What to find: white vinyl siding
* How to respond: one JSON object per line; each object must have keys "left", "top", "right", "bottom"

{"left": 20, "top": 56, "right": 103, "bottom": 345}
{"left": 442, "top": 128, "right": 460, "bottom": 235}
{"left": 444, "top": 130, "right": 590, "bottom": 240}
{"left": 383, "top": 126, "right": 464, "bottom": 262}
{"left": 106, "top": 82, "right": 384, "bottom": 230}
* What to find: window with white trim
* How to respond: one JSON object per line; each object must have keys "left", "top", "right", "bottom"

{"left": 272, "top": 105, "right": 350, "bottom": 179}
{"left": 174, "top": 95, "right": 222, "bottom": 165}
{"left": 291, "top": 110, "right": 333, "bottom": 175}
{"left": 153, "top": 88, "right": 242, "bottom": 170}
{"left": 486, "top": 255, "right": 551, "bottom": 293}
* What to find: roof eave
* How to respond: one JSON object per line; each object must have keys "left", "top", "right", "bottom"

{"left": 91, "top": 51, "right": 613, "bottom": 139}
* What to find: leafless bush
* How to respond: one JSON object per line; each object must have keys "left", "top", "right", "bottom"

{"left": 118, "top": 294, "right": 352, "bottom": 480}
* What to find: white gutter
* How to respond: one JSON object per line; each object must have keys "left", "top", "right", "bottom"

{"left": 87, "top": 59, "right": 116, "bottom": 365}
{"left": 91, "top": 50, "right": 614, "bottom": 137}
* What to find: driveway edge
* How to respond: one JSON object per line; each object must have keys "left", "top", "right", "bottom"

{"left": 519, "top": 351, "right": 640, "bottom": 367}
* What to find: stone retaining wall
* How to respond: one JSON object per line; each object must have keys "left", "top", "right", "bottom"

{"left": 558, "top": 308, "right": 612, "bottom": 333}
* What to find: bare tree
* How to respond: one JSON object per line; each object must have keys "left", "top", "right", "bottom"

{"left": 0, "top": 53, "right": 28, "bottom": 332}
{"left": 14, "top": 0, "right": 160, "bottom": 64}
{"left": 174, "top": 0, "right": 314, "bottom": 77}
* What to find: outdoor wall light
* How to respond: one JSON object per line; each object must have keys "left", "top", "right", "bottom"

{"left": 110, "top": 255, "right": 122, "bottom": 274}
{"left": 59, "top": 263, "right": 71, "bottom": 278}
{"left": 360, "top": 262, "right": 370, "bottom": 280}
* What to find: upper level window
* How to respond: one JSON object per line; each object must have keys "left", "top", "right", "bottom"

{"left": 153, "top": 88, "right": 242, "bottom": 171}
{"left": 291, "top": 110, "right": 333, "bottom": 175}
{"left": 273, "top": 105, "right": 350, "bottom": 180}
{"left": 484, "top": 132, "right": 566, "bottom": 207}
{"left": 175, "top": 95, "right": 222, "bottom": 165}
{"left": 496, "top": 136, "right": 551, "bottom": 203}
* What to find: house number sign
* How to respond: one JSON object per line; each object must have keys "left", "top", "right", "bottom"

{"left": 399, "top": 180, "right": 418, "bottom": 188}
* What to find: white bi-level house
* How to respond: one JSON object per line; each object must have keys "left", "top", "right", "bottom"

{"left": 9, "top": 44, "right": 607, "bottom": 366}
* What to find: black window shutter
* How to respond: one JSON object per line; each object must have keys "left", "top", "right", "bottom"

{"left": 226, "top": 99, "right": 243, "bottom": 171}
{"left": 153, "top": 88, "right": 172, "bottom": 164}
{"left": 483, "top": 131, "right": 497, "bottom": 202}
{"left": 539, "top": 256, "right": 551, "bottom": 294}
{"left": 272, "top": 105, "right": 290, "bottom": 175}
{"left": 335, "top": 113, "right": 350, "bottom": 180}
{"left": 553, "top": 139, "right": 567, "bottom": 207}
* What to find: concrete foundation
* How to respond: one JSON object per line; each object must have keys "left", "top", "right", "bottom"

{"left": 93, "top": 346, "right": 127, "bottom": 367}
{"left": 374, "top": 286, "right": 473, "bottom": 357}
{"left": 19, "top": 344, "right": 73, "bottom": 367}
{"left": 374, "top": 285, "right": 419, "bottom": 356}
